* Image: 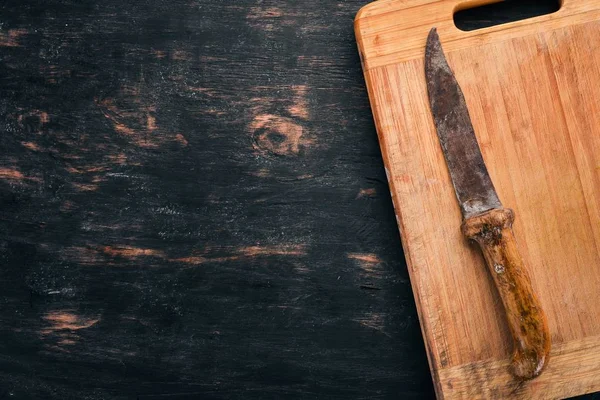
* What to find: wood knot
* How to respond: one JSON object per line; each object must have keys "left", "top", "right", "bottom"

{"left": 249, "top": 114, "right": 312, "bottom": 157}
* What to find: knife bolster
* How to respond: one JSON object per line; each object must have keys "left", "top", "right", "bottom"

{"left": 461, "top": 208, "right": 551, "bottom": 380}
{"left": 462, "top": 207, "right": 514, "bottom": 242}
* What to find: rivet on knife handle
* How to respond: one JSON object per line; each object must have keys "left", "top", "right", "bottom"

{"left": 424, "top": 28, "right": 551, "bottom": 380}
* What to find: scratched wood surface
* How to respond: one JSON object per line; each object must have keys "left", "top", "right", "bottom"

{"left": 0, "top": 1, "right": 434, "bottom": 398}
{"left": 0, "top": 0, "right": 596, "bottom": 399}
{"left": 356, "top": 0, "right": 600, "bottom": 399}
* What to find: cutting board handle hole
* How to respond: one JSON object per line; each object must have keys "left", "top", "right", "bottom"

{"left": 454, "top": 0, "right": 561, "bottom": 32}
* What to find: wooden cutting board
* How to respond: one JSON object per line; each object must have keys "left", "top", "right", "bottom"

{"left": 355, "top": 1, "right": 600, "bottom": 398}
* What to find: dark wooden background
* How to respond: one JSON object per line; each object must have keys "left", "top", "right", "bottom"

{"left": 0, "top": 0, "right": 595, "bottom": 399}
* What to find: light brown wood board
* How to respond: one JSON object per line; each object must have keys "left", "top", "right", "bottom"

{"left": 354, "top": 0, "right": 600, "bottom": 398}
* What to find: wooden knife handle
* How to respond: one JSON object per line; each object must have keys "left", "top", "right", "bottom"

{"left": 462, "top": 208, "right": 551, "bottom": 380}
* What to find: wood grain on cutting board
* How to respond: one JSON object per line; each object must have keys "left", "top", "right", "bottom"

{"left": 355, "top": 0, "right": 600, "bottom": 398}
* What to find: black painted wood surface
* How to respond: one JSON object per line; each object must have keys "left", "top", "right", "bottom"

{"left": 0, "top": 1, "right": 595, "bottom": 399}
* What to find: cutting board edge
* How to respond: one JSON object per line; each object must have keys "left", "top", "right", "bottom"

{"left": 355, "top": 0, "right": 600, "bottom": 70}
{"left": 354, "top": 45, "right": 448, "bottom": 398}
{"left": 437, "top": 334, "right": 600, "bottom": 399}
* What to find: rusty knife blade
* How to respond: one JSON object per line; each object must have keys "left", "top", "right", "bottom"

{"left": 425, "top": 28, "right": 502, "bottom": 219}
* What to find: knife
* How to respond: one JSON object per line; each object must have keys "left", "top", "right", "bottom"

{"left": 424, "top": 28, "right": 551, "bottom": 380}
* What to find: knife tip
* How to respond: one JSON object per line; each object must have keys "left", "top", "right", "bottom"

{"left": 427, "top": 27, "right": 439, "bottom": 45}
